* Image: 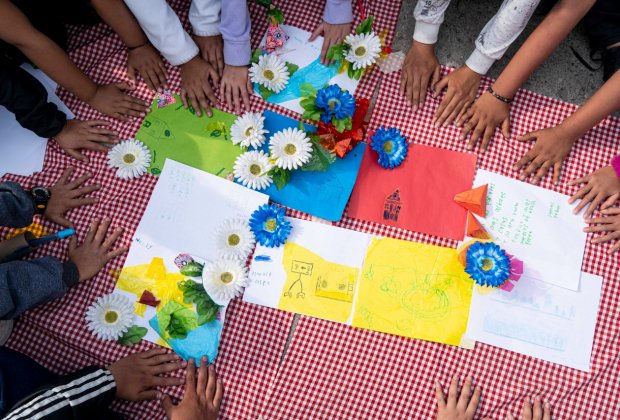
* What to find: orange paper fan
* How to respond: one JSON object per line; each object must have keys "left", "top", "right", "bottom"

{"left": 454, "top": 184, "right": 488, "bottom": 217}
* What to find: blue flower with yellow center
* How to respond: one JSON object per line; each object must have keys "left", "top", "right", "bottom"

{"left": 249, "top": 203, "right": 292, "bottom": 248}
{"left": 465, "top": 242, "right": 511, "bottom": 287}
{"left": 315, "top": 84, "right": 356, "bottom": 124}
{"left": 369, "top": 127, "right": 408, "bottom": 169}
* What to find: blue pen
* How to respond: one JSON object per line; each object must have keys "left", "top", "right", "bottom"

{"left": 0, "top": 229, "right": 76, "bottom": 263}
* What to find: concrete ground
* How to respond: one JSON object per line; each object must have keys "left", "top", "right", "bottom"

{"left": 392, "top": 0, "right": 603, "bottom": 104}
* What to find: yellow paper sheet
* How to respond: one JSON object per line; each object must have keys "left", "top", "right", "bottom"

{"left": 277, "top": 242, "right": 358, "bottom": 323}
{"left": 352, "top": 238, "right": 473, "bottom": 346}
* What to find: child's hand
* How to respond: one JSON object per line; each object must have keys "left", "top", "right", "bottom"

{"left": 108, "top": 347, "right": 186, "bottom": 401}
{"left": 435, "top": 376, "right": 481, "bottom": 420}
{"left": 180, "top": 56, "right": 219, "bottom": 118}
{"left": 400, "top": 41, "right": 441, "bottom": 112}
{"left": 459, "top": 91, "right": 510, "bottom": 153}
{"left": 54, "top": 120, "right": 118, "bottom": 163}
{"left": 89, "top": 82, "right": 150, "bottom": 122}
{"left": 194, "top": 35, "right": 224, "bottom": 77}
{"left": 68, "top": 217, "right": 128, "bottom": 281}
{"left": 507, "top": 396, "right": 552, "bottom": 420}
{"left": 309, "top": 21, "right": 351, "bottom": 65}
{"left": 46, "top": 167, "right": 101, "bottom": 227}
{"left": 514, "top": 126, "right": 576, "bottom": 185}
{"left": 433, "top": 66, "right": 481, "bottom": 128}
{"left": 220, "top": 65, "right": 252, "bottom": 114}
{"left": 569, "top": 166, "right": 620, "bottom": 217}
{"left": 127, "top": 44, "right": 168, "bottom": 92}
{"left": 161, "top": 356, "right": 223, "bottom": 420}
{"left": 585, "top": 207, "right": 620, "bottom": 253}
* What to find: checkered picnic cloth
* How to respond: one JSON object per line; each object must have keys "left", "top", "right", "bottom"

{"left": 0, "top": 0, "right": 401, "bottom": 419}
{"left": 265, "top": 71, "right": 620, "bottom": 419}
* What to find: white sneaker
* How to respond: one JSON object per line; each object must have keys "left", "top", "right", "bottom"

{"left": 0, "top": 320, "right": 13, "bottom": 346}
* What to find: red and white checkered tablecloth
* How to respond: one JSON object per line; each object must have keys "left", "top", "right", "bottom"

{"left": 259, "top": 71, "right": 620, "bottom": 419}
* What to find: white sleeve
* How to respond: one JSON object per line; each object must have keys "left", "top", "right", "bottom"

{"left": 465, "top": 0, "right": 541, "bottom": 75}
{"left": 413, "top": 0, "right": 452, "bottom": 45}
{"left": 123, "top": 0, "right": 199, "bottom": 66}
{"left": 190, "top": 0, "right": 221, "bottom": 37}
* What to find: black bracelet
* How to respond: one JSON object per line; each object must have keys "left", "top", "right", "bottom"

{"left": 487, "top": 86, "right": 512, "bottom": 104}
{"left": 127, "top": 41, "right": 149, "bottom": 51}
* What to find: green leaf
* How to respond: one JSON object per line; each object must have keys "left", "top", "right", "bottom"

{"left": 332, "top": 116, "right": 352, "bottom": 133}
{"left": 355, "top": 16, "right": 374, "bottom": 35}
{"left": 197, "top": 300, "right": 219, "bottom": 325}
{"left": 327, "top": 44, "right": 345, "bottom": 61}
{"left": 300, "top": 143, "right": 336, "bottom": 172}
{"left": 285, "top": 62, "right": 299, "bottom": 76}
{"left": 352, "top": 67, "right": 364, "bottom": 80}
{"left": 180, "top": 261, "right": 204, "bottom": 277}
{"left": 300, "top": 98, "right": 316, "bottom": 110}
{"left": 302, "top": 109, "right": 322, "bottom": 121}
{"left": 258, "top": 85, "right": 275, "bottom": 100}
{"left": 255, "top": 0, "right": 272, "bottom": 8}
{"left": 299, "top": 83, "right": 318, "bottom": 98}
{"left": 117, "top": 326, "right": 148, "bottom": 346}
{"left": 269, "top": 167, "right": 292, "bottom": 190}
{"left": 157, "top": 301, "right": 198, "bottom": 340}
{"left": 251, "top": 48, "right": 262, "bottom": 64}
{"left": 178, "top": 280, "right": 221, "bottom": 326}
{"left": 267, "top": 7, "right": 284, "bottom": 24}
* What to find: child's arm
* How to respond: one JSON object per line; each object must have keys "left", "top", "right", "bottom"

{"left": 0, "top": 182, "right": 36, "bottom": 228}
{"left": 0, "top": 0, "right": 149, "bottom": 120}
{"left": 310, "top": 0, "right": 353, "bottom": 64}
{"left": 90, "top": 0, "right": 168, "bottom": 91}
{"left": 515, "top": 69, "right": 620, "bottom": 185}
{"left": 458, "top": 0, "right": 596, "bottom": 152}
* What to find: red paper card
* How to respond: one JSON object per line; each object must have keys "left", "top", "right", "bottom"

{"left": 348, "top": 144, "right": 477, "bottom": 240}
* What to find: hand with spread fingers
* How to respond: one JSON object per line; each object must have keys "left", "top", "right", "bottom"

{"left": 514, "top": 126, "right": 576, "bottom": 185}
{"left": 435, "top": 375, "right": 481, "bottom": 420}
{"left": 506, "top": 396, "right": 552, "bottom": 420}
{"left": 459, "top": 90, "right": 510, "bottom": 153}
{"left": 53, "top": 120, "right": 118, "bottom": 163}
{"left": 161, "top": 356, "right": 224, "bottom": 420}
{"left": 569, "top": 166, "right": 620, "bottom": 217}
{"left": 309, "top": 21, "right": 351, "bottom": 65}
{"left": 401, "top": 41, "right": 441, "bottom": 112}
{"left": 220, "top": 65, "right": 253, "bottom": 114}
{"left": 45, "top": 167, "right": 101, "bottom": 227}
{"left": 127, "top": 44, "right": 168, "bottom": 92}
{"left": 180, "top": 56, "right": 219, "bottom": 118}
{"left": 108, "top": 348, "right": 187, "bottom": 401}
{"left": 68, "top": 217, "right": 128, "bottom": 281}
{"left": 433, "top": 66, "right": 481, "bottom": 128}
{"left": 89, "top": 82, "right": 151, "bottom": 122}
{"left": 194, "top": 35, "right": 225, "bottom": 78}
{"left": 585, "top": 207, "right": 620, "bottom": 253}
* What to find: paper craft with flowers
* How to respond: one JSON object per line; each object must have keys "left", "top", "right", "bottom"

{"left": 108, "top": 160, "right": 268, "bottom": 360}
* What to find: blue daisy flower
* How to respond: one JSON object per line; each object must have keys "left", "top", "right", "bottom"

{"left": 249, "top": 204, "right": 292, "bottom": 248}
{"left": 315, "top": 85, "right": 356, "bottom": 124}
{"left": 369, "top": 127, "right": 408, "bottom": 169}
{"left": 465, "top": 242, "right": 511, "bottom": 287}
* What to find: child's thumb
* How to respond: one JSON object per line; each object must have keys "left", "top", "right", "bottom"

{"left": 160, "top": 394, "right": 174, "bottom": 415}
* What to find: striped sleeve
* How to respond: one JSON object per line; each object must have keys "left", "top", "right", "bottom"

{"left": 5, "top": 367, "right": 117, "bottom": 420}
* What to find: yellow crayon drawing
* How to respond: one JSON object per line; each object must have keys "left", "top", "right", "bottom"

{"left": 278, "top": 242, "right": 358, "bottom": 323}
{"left": 352, "top": 238, "right": 473, "bottom": 346}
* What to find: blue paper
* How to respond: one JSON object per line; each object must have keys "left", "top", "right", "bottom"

{"left": 247, "top": 110, "right": 366, "bottom": 221}
{"left": 149, "top": 314, "right": 222, "bottom": 362}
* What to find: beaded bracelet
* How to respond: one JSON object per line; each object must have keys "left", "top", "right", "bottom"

{"left": 487, "top": 86, "right": 512, "bottom": 104}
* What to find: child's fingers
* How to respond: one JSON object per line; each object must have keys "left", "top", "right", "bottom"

{"left": 601, "top": 194, "right": 619, "bottom": 209}
{"left": 69, "top": 183, "right": 101, "bottom": 199}
{"left": 198, "top": 356, "right": 209, "bottom": 398}
{"left": 160, "top": 394, "right": 174, "bottom": 415}
{"left": 533, "top": 396, "right": 543, "bottom": 419}
{"left": 50, "top": 214, "right": 73, "bottom": 228}
{"left": 113, "top": 112, "right": 131, "bottom": 123}
{"left": 518, "top": 131, "right": 537, "bottom": 142}
{"left": 418, "top": 77, "right": 430, "bottom": 110}
{"left": 542, "top": 402, "right": 552, "bottom": 420}
{"left": 573, "top": 190, "right": 597, "bottom": 215}
{"left": 568, "top": 184, "right": 591, "bottom": 204}
{"left": 189, "top": 94, "right": 202, "bottom": 117}
{"left": 102, "top": 226, "right": 124, "bottom": 250}
{"left": 432, "top": 74, "right": 450, "bottom": 98}
{"left": 434, "top": 92, "right": 456, "bottom": 126}
{"left": 585, "top": 223, "right": 613, "bottom": 233}
{"left": 68, "top": 235, "right": 78, "bottom": 253}
{"left": 308, "top": 23, "right": 323, "bottom": 42}
{"left": 69, "top": 197, "right": 98, "bottom": 209}
{"left": 185, "top": 359, "right": 198, "bottom": 389}
{"left": 459, "top": 113, "right": 476, "bottom": 140}
{"left": 608, "top": 241, "right": 620, "bottom": 254}
{"left": 83, "top": 142, "right": 108, "bottom": 153}
{"left": 520, "top": 159, "right": 544, "bottom": 181}
{"left": 466, "top": 387, "right": 481, "bottom": 417}
{"left": 584, "top": 195, "right": 605, "bottom": 218}
{"left": 480, "top": 126, "right": 495, "bottom": 153}
{"left": 94, "top": 218, "right": 111, "bottom": 244}
{"left": 514, "top": 153, "right": 533, "bottom": 171}
{"left": 242, "top": 86, "right": 251, "bottom": 112}
{"left": 501, "top": 118, "right": 511, "bottom": 140}
{"left": 434, "top": 380, "right": 446, "bottom": 409}
{"left": 225, "top": 85, "right": 233, "bottom": 111}
{"left": 552, "top": 161, "right": 563, "bottom": 186}
{"left": 67, "top": 172, "right": 93, "bottom": 190}
{"left": 86, "top": 218, "right": 100, "bottom": 242}
{"left": 456, "top": 376, "right": 472, "bottom": 411}
{"left": 57, "top": 167, "right": 74, "bottom": 184}
{"left": 213, "top": 377, "right": 224, "bottom": 410}
{"left": 522, "top": 397, "right": 533, "bottom": 420}
{"left": 180, "top": 89, "right": 189, "bottom": 109}
{"left": 430, "top": 66, "right": 441, "bottom": 91}
{"left": 447, "top": 375, "right": 459, "bottom": 407}
{"left": 468, "top": 123, "right": 485, "bottom": 151}
{"left": 531, "top": 162, "right": 552, "bottom": 185}
{"left": 592, "top": 231, "right": 620, "bottom": 244}
{"left": 411, "top": 76, "right": 422, "bottom": 111}
{"left": 137, "top": 390, "right": 160, "bottom": 401}
{"left": 86, "top": 119, "right": 111, "bottom": 127}
{"left": 568, "top": 174, "right": 589, "bottom": 186}
{"left": 107, "top": 245, "right": 129, "bottom": 261}
{"left": 601, "top": 207, "right": 620, "bottom": 215}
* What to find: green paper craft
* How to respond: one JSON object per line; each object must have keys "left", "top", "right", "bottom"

{"left": 137, "top": 95, "right": 242, "bottom": 177}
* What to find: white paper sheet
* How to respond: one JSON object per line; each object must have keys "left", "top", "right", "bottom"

{"left": 472, "top": 170, "right": 586, "bottom": 290}
{"left": 465, "top": 272, "right": 602, "bottom": 371}
{"left": 254, "top": 25, "right": 360, "bottom": 114}
{"left": 0, "top": 64, "right": 74, "bottom": 178}
{"left": 243, "top": 217, "right": 371, "bottom": 323}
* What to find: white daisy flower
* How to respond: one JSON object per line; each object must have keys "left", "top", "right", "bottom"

{"left": 202, "top": 259, "right": 249, "bottom": 303}
{"left": 269, "top": 128, "right": 313, "bottom": 170}
{"left": 344, "top": 32, "right": 382, "bottom": 70}
{"left": 231, "top": 112, "right": 268, "bottom": 149}
{"left": 85, "top": 293, "right": 135, "bottom": 341}
{"left": 250, "top": 54, "right": 289, "bottom": 93}
{"left": 234, "top": 150, "right": 273, "bottom": 190}
{"left": 214, "top": 219, "right": 256, "bottom": 260}
{"left": 107, "top": 139, "right": 151, "bottom": 180}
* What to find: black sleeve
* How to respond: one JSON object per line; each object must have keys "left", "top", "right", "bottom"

{"left": 0, "top": 56, "right": 67, "bottom": 139}
{"left": 0, "top": 181, "right": 34, "bottom": 228}
{"left": 4, "top": 367, "right": 117, "bottom": 420}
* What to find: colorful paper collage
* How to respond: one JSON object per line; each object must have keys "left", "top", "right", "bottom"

{"left": 114, "top": 159, "right": 269, "bottom": 360}
{"left": 348, "top": 144, "right": 478, "bottom": 241}
{"left": 254, "top": 25, "right": 360, "bottom": 114}
{"left": 136, "top": 95, "right": 242, "bottom": 178}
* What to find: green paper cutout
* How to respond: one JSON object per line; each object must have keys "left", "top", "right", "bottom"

{"left": 137, "top": 95, "right": 243, "bottom": 178}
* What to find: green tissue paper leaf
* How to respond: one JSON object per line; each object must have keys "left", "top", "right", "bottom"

{"left": 285, "top": 62, "right": 299, "bottom": 76}
{"left": 300, "top": 97, "right": 316, "bottom": 110}
{"left": 301, "top": 142, "right": 336, "bottom": 172}
{"left": 299, "top": 83, "right": 318, "bottom": 98}
{"left": 259, "top": 85, "right": 275, "bottom": 100}
{"left": 355, "top": 16, "right": 374, "bottom": 35}
{"left": 251, "top": 48, "right": 262, "bottom": 64}
{"left": 180, "top": 261, "right": 204, "bottom": 277}
{"left": 267, "top": 7, "right": 284, "bottom": 24}
{"left": 157, "top": 301, "right": 198, "bottom": 340}
{"left": 117, "top": 326, "right": 148, "bottom": 346}
{"left": 179, "top": 280, "right": 221, "bottom": 326}
{"left": 269, "top": 167, "right": 292, "bottom": 190}
{"left": 332, "top": 116, "right": 352, "bottom": 133}
{"left": 327, "top": 44, "right": 345, "bottom": 61}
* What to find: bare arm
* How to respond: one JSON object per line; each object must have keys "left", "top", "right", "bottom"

{"left": 90, "top": 0, "right": 148, "bottom": 47}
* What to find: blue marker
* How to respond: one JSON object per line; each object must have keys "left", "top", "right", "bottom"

{"left": 1, "top": 229, "right": 76, "bottom": 263}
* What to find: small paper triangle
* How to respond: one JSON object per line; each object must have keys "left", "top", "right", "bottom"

{"left": 454, "top": 184, "right": 488, "bottom": 217}
{"left": 467, "top": 212, "right": 491, "bottom": 239}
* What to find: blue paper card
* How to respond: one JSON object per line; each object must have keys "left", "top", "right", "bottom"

{"left": 251, "top": 110, "right": 366, "bottom": 221}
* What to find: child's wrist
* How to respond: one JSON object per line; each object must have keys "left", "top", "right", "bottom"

{"left": 611, "top": 155, "right": 620, "bottom": 180}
